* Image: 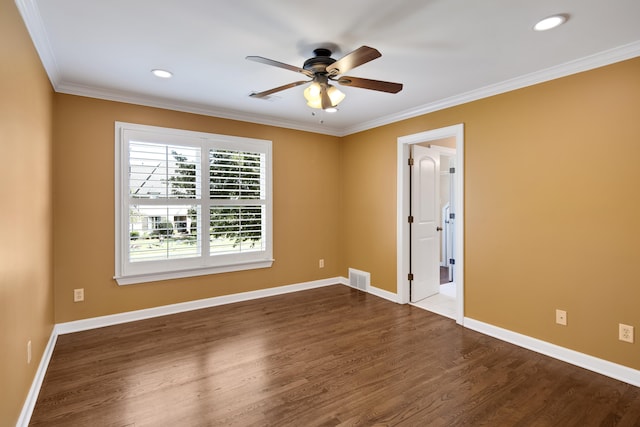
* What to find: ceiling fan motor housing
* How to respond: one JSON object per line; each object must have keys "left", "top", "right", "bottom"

{"left": 303, "top": 48, "right": 336, "bottom": 74}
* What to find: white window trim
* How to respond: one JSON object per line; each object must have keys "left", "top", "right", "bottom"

{"left": 114, "top": 122, "right": 273, "bottom": 285}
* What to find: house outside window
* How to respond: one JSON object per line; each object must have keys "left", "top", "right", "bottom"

{"left": 115, "top": 122, "right": 273, "bottom": 285}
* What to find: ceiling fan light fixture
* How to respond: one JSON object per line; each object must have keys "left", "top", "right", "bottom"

{"left": 327, "top": 86, "right": 346, "bottom": 107}
{"left": 304, "top": 82, "right": 345, "bottom": 109}
{"left": 303, "top": 82, "right": 321, "bottom": 103}
{"left": 247, "top": 45, "right": 401, "bottom": 111}
{"left": 533, "top": 14, "right": 568, "bottom": 31}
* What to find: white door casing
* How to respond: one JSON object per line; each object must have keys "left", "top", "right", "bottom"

{"left": 410, "top": 145, "right": 441, "bottom": 302}
{"left": 397, "top": 124, "right": 464, "bottom": 325}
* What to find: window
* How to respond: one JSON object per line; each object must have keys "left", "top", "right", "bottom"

{"left": 115, "top": 122, "right": 273, "bottom": 285}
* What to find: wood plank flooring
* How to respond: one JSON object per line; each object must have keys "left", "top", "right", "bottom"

{"left": 30, "top": 285, "right": 640, "bottom": 426}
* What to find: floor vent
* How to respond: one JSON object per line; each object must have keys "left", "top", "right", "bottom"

{"left": 348, "top": 268, "right": 370, "bottom": 291}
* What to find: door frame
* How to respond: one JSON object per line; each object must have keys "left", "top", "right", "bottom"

{"left": 396, "top": 124, "right": 465, "bottom": 325}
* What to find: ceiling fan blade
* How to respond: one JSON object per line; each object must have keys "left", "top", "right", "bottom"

{"left": 250, "top": 80, "right": 309, "bottom": 98}
{"left": 337, "top": 76, "right": 403, "bottom": 93}
{"left": 246, "top": 56, "right": 314, "bottom": 78}
{"left": 326, "top": 46, "right": 381, "bottom": 76}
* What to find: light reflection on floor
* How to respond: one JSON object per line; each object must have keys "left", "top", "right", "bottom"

{"left": 410, "top": 282, "right": 456, "bottom": 319}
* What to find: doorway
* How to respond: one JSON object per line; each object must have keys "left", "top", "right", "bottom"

{"left": 396, "top": 124, "right": 464, "bottom": 325}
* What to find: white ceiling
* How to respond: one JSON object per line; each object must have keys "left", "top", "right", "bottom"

{"left": 18, "top": 0, "right": 640, "bottom": 136}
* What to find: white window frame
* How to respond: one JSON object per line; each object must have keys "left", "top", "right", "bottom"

{"left": 115, "top": 122, "right": 273, "bottom": 285}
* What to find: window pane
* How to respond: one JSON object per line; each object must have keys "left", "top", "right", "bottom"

{"left": 129, "top": 205, "right": 200, "bottom": 261}
{"left": 210, "top": 206, "right": 264, "bottom": 254}
{"left": 117, "top": 122, "right": 273, "bottom": 283}
{"left": 130, "top": 142, "right": 199, "bottom": 199}
{"left": 210, "top": 150, "right": 264, "bottom": 199}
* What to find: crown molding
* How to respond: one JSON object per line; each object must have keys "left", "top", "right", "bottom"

{"left": 55, "top": 82, "right": 343, "bottom": 136}
{"left": 15, "top": 0, "right": 341, "bottom": 136}
{"left": 15, "top": 0, "right": 61, "bottom": 86}
{"left": 62, "top": 37, "right": 639, "bottom": 139}
{"left": 342, "top": 40, "right": 640, "bottom": 136}
{"left": 16, "top": 0, "right": 640, "bottom": 138}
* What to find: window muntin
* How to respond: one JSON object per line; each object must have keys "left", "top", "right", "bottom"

{"left": 115, "top": 122, "right": 273, "bottom": 285}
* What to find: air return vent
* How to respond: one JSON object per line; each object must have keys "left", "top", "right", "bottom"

{"left": 348, "top": 268, "right": 370, "bottom": 291}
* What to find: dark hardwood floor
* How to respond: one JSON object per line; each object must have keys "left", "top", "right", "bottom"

{"left": 30, "top": 285, "right": 640, "bottom": 426}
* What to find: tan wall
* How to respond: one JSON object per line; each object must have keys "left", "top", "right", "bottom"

{"left": 53, "top": 94, "right": 343, "bottom": 323}
{"left": 341, "top": 57, "right": 640, "bottom": 369}
{"left": 5, "top": 2, "right": 640, "bottom": 421}
{"left": 0, "top": 0, "right": 54, "bottom": 425}
{"left": 340, "top": 125, "right": 399, "bottom": 289}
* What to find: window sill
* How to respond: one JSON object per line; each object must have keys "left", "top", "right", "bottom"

{"left": 114, "top": 259, "right": 274, "bottom": 285}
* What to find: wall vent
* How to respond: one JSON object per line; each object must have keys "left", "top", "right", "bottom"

{"left": 348, "top": 268, "right": 370, "bottom": 291}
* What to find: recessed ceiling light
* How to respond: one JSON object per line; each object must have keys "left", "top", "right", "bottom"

{"left": 533, "top": 14, "right": 568, "bottom": 31}
{"left": 324, "top": 107, "right": 338, "bottom": 113}
{"left": 151, "top": 69, "right": 173, "bottom": 78}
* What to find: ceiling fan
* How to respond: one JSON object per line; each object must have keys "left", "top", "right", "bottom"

{"left": 246, "top": 46, "right": 403, "bottom": 111}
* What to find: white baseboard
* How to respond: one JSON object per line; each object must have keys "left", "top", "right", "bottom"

{"left": 16, "top": 328, "right": 58, "bottom": 427}
{"left": 464, "top": 317, "right": 640, "bottom": 387}
{"left": 367, "top": 285, "right": 399, "bottom": 303}
{"left": 57, "top": 277, "right": 342, "bottom": 335}
{"left": 339, "top": 275, "right": 399, "bottom": 303}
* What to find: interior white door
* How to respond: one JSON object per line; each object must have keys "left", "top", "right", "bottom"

{"left": 410, "top": 145, "right": 441, "bottom": 302}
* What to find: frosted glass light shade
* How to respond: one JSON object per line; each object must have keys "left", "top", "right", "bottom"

{"left": 304, "top": 83, "right": 345, "bottom": 109}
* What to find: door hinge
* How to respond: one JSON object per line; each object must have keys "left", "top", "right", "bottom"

{"left": 408, "top": 273, "right": 414, "bottom": 281}
{"left": 449, "top": 213, "right": 455, "bottom": 220}
{"left": 408, "top": 157, "right": 414, "bottom": 166}
{"left": 449, "top": 258, "right": 455, "bottom": 265}
{"left": 408, "top": 215, "right": 414, "bottom": 224}
{"left": 450, "top": 167, "right": 456, "bottom": 174}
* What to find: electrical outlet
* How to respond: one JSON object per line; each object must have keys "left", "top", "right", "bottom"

{"left": 27, "top": 340, "right": 32, "bottom": 364}
{"left": 319, "top": 259, "right": 325, "bottom": 268}
{"left": 73, "top": 288, "right": 84, "bottom": 302}
{"left": 555, "top": 309, "right": 567, "bottom": 326}
{"left": 619, "top": 324, "right": 634, "bottom": 343}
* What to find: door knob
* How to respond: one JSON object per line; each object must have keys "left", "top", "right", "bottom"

{"left": 436, "top": 226, "right": 443, "bottom": 231}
